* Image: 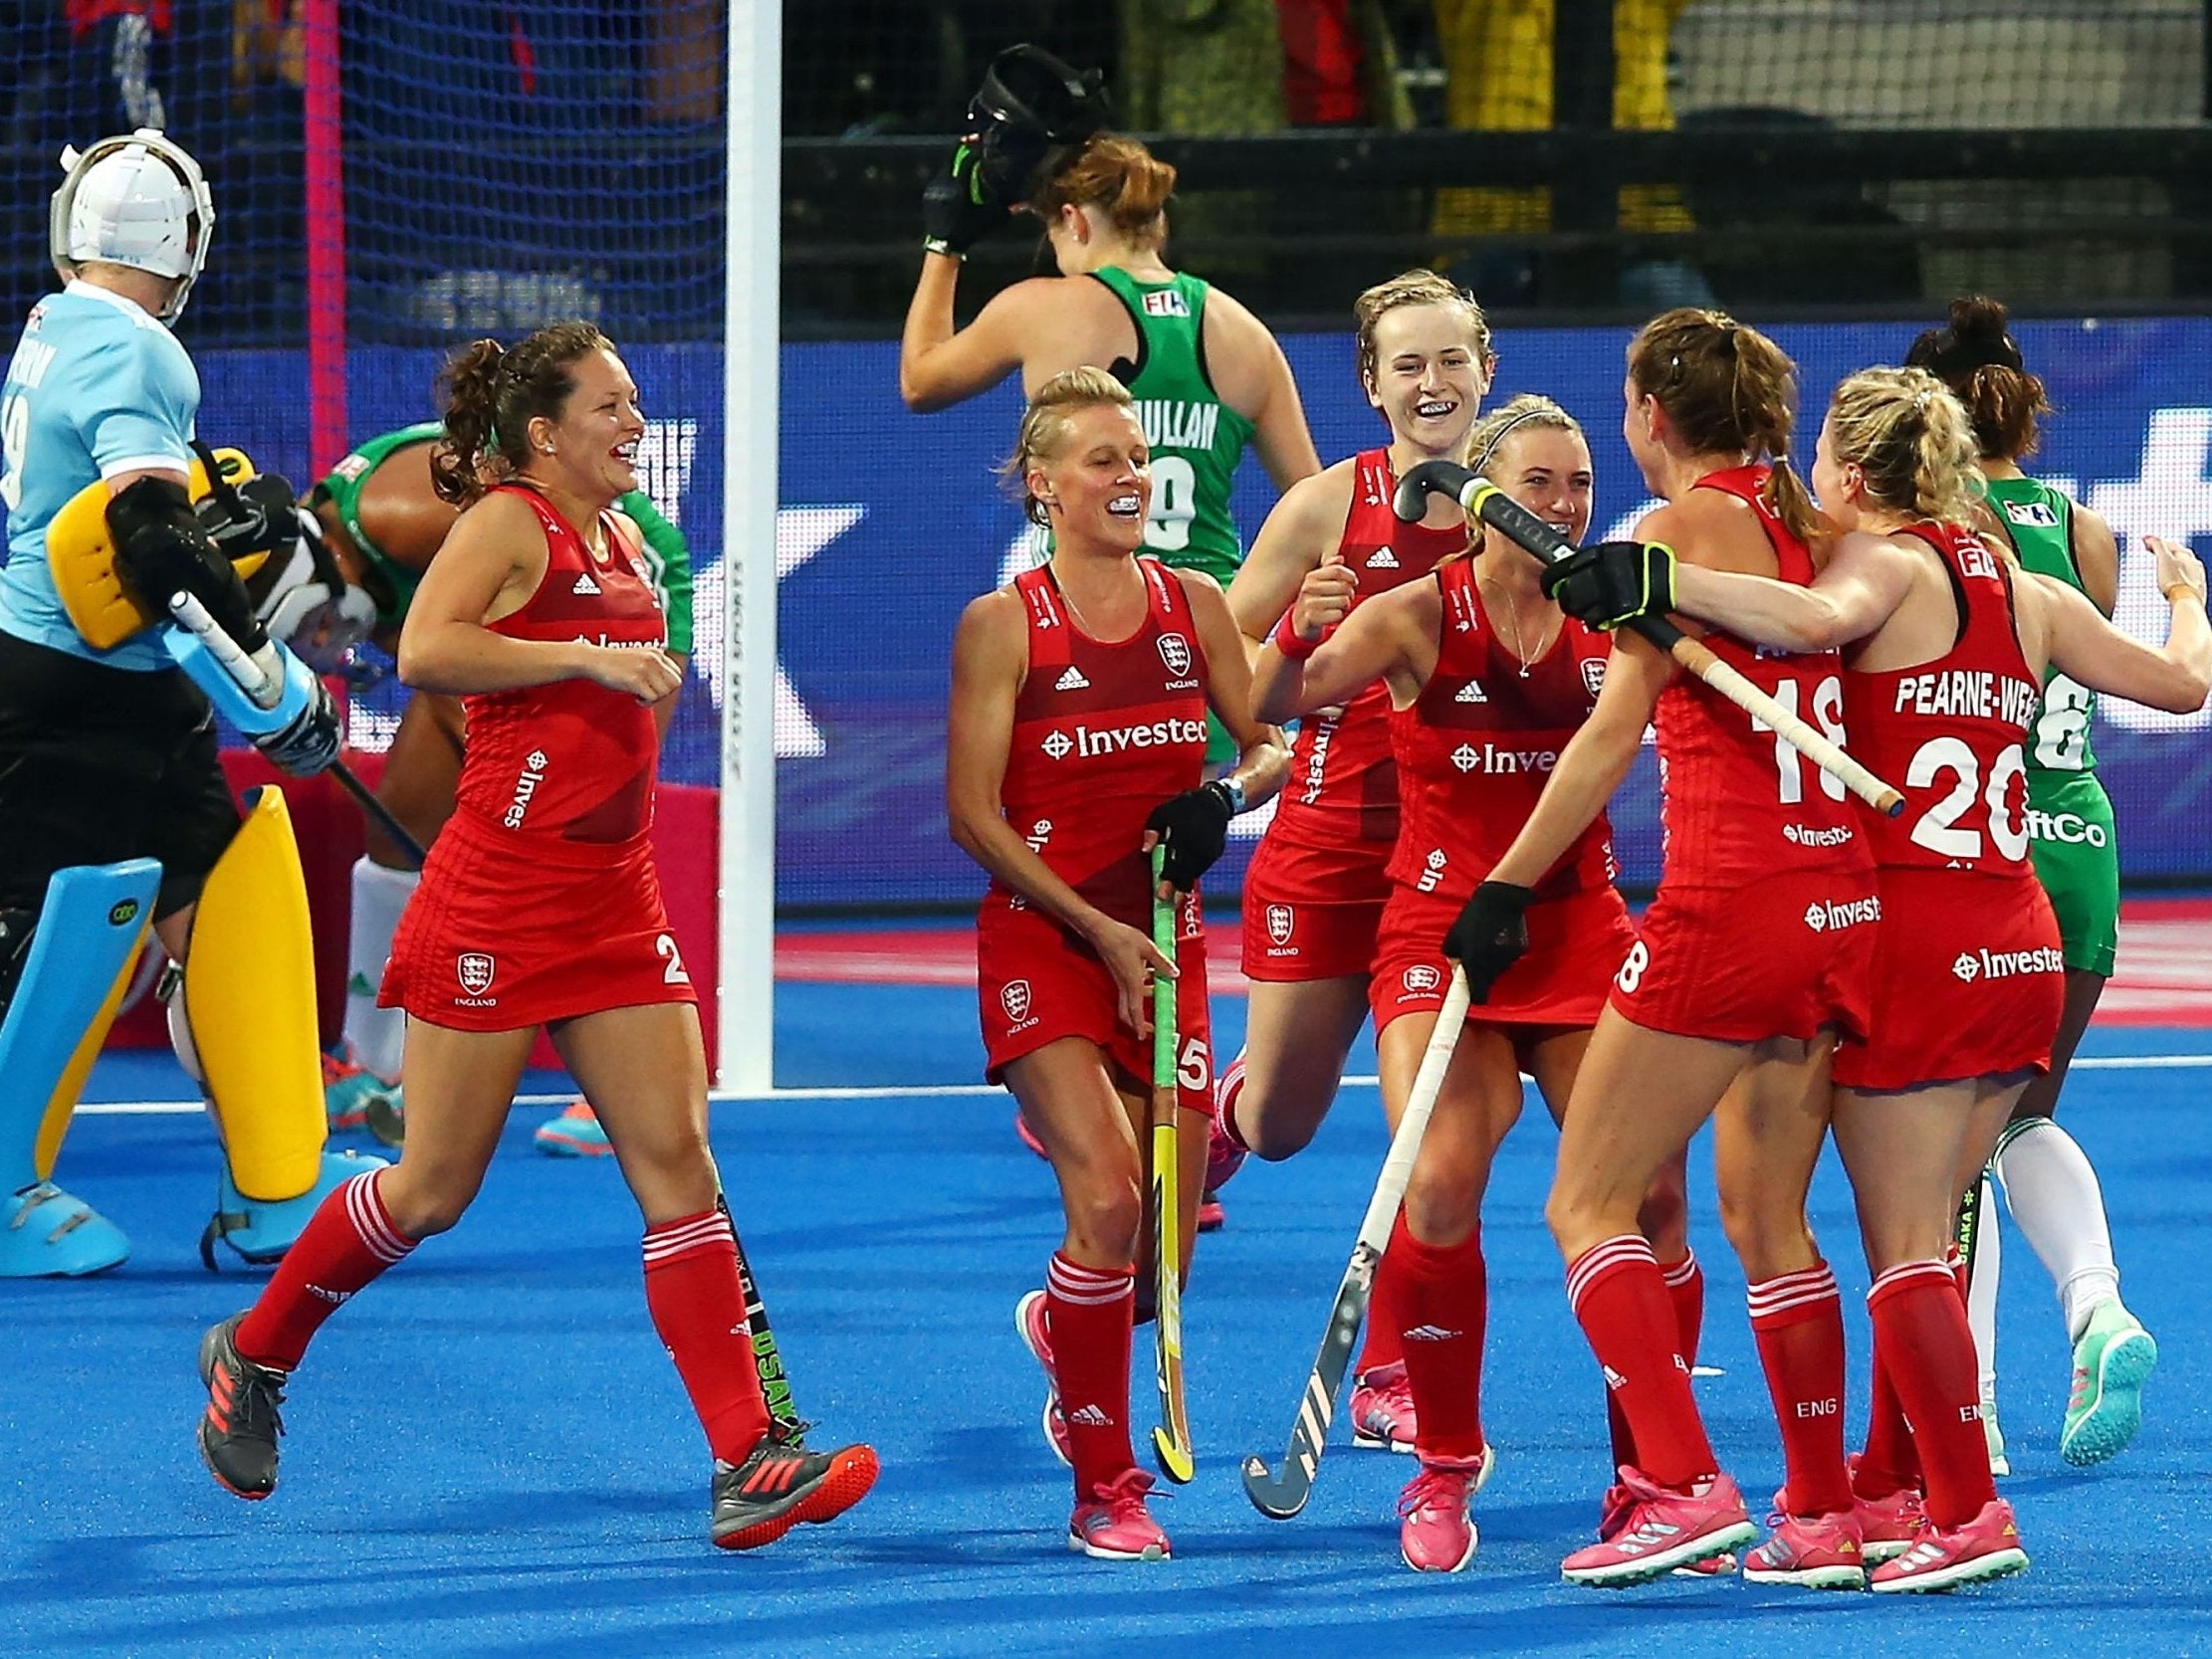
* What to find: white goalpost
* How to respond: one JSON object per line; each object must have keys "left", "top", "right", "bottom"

{"left": 717, "top": 0, "right": 780, "bottom": 1095}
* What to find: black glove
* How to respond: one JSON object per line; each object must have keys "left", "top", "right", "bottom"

{"left": 1145, "top": 781, "right": 1235, "bottom": 892}
{"left": 196, "top": 473, "right": 300, "bottom": 563}
{"left": 254, "top": 672, "right": 340, "bottom": 777}
{"left": 922, "top": 139, "right": 1008, "bottom": 258}
{"left": 1540, "top": 539, "right": 1676, "bottom": 631}
{"left": 1441, "top": 881, "right": 1534, "bottom": 1003}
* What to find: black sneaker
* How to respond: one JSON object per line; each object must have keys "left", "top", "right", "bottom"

{"left": 710, "top": 1437, "right": 879, "bottom": 1551}
{"left": 198, "top": 1313, "right": 287, "bottom": 1499}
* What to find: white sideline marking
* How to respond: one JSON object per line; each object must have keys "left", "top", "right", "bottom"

{"left": 66, "top": 1051, "right": 2212, "bottom": 1116}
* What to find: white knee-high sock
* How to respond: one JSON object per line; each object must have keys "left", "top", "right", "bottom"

{"left": 1993, "top": 1117, "right": 2123, "bottom": 1343}
{"left": 1967, "top": 1170, "right": 2001, "bottom": 1400}
{"left": 343, "top": 856, "right": 418, "bottom": 1085}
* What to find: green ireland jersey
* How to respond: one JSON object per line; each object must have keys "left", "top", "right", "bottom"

{"left": 1091, "top": 267, "right": 1257, "bottom": 585}
{"left": 1985, "top": 474, "right": 2098, "bottom": 778}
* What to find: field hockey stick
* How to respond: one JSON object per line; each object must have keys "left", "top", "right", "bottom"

{"left": 1242, "top": 965, "right": 1471, "bottom": 1519}
{"left": 719, "top": 1193, "right": 810, "bottom": 1445}
{"left": 1149, "top": 845, "right": 1196, "bottom": 1483}
{"left": 168, "top": 590, "right": 429, "bottom": 871}
{"left": 1395, "top": 461, "right": 1904, "bottom": 817}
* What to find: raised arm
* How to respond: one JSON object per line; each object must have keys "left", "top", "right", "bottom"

{"left": 1224, "top": 468, "right": 1341, "bottom": 645}
{"left": 898, "top": 269, "right": 1040, "bottom": 413}
{"left": 1251, "top": 568, "right": 1431, "bottom": 725}
{"left": 2030, "top": 534, "right": 2211, "bottom": 714}
{"left": 1183, "top": 571, "right": 1290, "bottom": 811}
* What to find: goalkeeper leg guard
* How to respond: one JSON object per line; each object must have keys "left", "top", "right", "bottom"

{"left": 168, "top": 789, "right": 383, "bottom": 1268}
{"left": 0, "top": 860, "right": 158, "bottom": 1277}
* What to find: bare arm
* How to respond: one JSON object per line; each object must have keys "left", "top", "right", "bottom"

{"left": 2068, "top": 502, "right": 2119, "bottom": 616}
{"left": 1202, "top": 287, "right": 1321, "bottom": 493}
{"left": 899, "top": 265, "right": 1038, "bottom": 413}
{"left": 1184, "top": 571, "right": 1290, "bottom": 808}
{"left": 397, "top": 492, "right": 676, "bottom": 703}
{"left": 1487, "top": 631, "right": 1670, "bottom": 889}
{"left": 1252, "top": 576, "right": 1430, "bottom": 724}
{"left": 1224, "top": 468, "right": 1342, "bottom": 644}
{"left": 106, "top": 464, "right": 190, "bottom": 497}
{"left": 945, "top": 591, "right": 1123, "bottom": 939}
{"left": 2033, "top": 536, "right": 2211, "bottom": 714}
{"left": 1669, "top": 529, "right": 1916, "bottom": 654}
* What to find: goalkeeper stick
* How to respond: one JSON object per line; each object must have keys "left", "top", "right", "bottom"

{"left": 1149, "top": 846, "right": 1195, "bottom": 1483}
{"left": 1394, "top": 461, "right": 1903, "bottom": 818}
{"left": 1242, "top": 966, "right": 1471, "bottom": 1518}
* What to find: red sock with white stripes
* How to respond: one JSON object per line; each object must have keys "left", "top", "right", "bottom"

{"left": 1214, "top": 1053, "right": 1251, "bottom": 1152}
{"left": 1610, "top": 1250, "right": 1705, "bottom": 1470}
{"left": 1747, "top": 1261, "right": 1852, "bottom": 1515}
{"left": 1356, "top": 1214, "right": 1415, "bottom": 1377}
{"left": 1856, "top": 1348, "right": 1922, "bottom": 1499}
{"left": 1868, "top": 1259, "right": 1995, "bottom": 1528}
{"left": 1397, "top": 1225, "right": 1489, "bottom": 1466}
{"left": 1047, "top": 1251, "right": 1138, "bottom": 1496}
{"left": 1567, "top": 1235, "right": 1716, "bottom": 1489}
{"left": 643, "top": 1208, "right": 771, "bottom": 1464}
{"left": 235, "top": 1169, "right": 414, "bottom": 1370}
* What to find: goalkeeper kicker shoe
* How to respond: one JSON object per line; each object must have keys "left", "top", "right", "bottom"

{"left": 198, "top": 1313, "right": 287, "bottom": 1500}
{"left": 711, "top": 1438, "right": 879, "bottom": 1550}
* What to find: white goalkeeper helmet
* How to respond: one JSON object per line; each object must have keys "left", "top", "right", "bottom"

{"left": 51, "top": 128, "right": 215, "bottom": 320}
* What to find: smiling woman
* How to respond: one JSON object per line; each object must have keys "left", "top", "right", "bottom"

{"left": 194, "top": 322, "right": 880, "bottom": 1553}
{"left": 945, "top": 365, "right": 1287, "bottom": 1562}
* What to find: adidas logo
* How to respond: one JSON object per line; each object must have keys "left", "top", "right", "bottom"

{"left": 1054, "top": 664, "right": 1090, "bottom": 692}
{"left": 571, "top": 571, "right": 601, "bottom": 595}
{"left": 1454, "top": 680, "right": 1488, "bottom": 703}
{"left": 1402, "top": 1324, "right": 1461, "bottom": 1342}
{"left": 1067, "top": 1403, "right": 1112, "bottom": 1427}
{"left": 1366, "top": 546, "right": 1400, "bottom": 569}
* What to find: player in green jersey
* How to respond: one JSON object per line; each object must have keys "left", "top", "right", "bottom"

{"left": 901, "top": 129, "right": 1321, "bottom": 596}
{"left": 1909, "top": 297, "right": 2156, "bottom": 1472}
{"left": 311, "top": 422, "right": 694, "bottom": 1157}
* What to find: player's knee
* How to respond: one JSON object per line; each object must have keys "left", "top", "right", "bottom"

{"left": 377, "top": 1166, "right": 481, "bottom": 1239}
{"left": 1403, "top": 1179, "right": 1479, "bottom": 1250}
{"left": 1715, "top": 1184, "right": 1810, "bottom": 1281}
{"left": 1243, "top": 1094, "right": 1325, "bottom": 1161}
{"left": 1065, "top": 1172, "right": 1144, "bottom": 1262}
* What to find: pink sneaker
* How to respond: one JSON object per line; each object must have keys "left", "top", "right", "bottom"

{"left": 1398, "top": 1463, "right": 1480, "bottom": 1572}
{"left": 1197, "top": 1194, "right": 1226, "bottom": 1234}
{"left": 1741, "top": 1495, "right": 1868, "bottom": 1590}
{"left": 1561, "top": 1467, "right": 1755, "bottom": 1586}
{"left": 1205, "top": 1101, "right": 1247, "bottom": 1196}
{"left": 1013, "top": 1113, "right": 1048, "bottom": 1160}
{"left": 1351, "top": 1360, "right": 1419, "bottom": 1453}
{"left": 1848, "top": 1455, "right": 1928, "bottom": 1563}
{"left": 1868, "top": 1498, "right": 2027, "bottom": 1593}
{"left": 1069, "top": 1468, "right": 1171, "bottom": 1560}
{"left": 1600, "top": 1478, "right": 1736, "bottom": 1576}
{"left": 1014, "top": 1290, "right": 1072, "bottom": 1467}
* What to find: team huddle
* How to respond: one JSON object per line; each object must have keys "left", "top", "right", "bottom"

{"left": 921, "top": 63, "right": 2210, "bottom": 1585}
{"left": 3, "top": 72, "right": 2203, "bottom": 1592}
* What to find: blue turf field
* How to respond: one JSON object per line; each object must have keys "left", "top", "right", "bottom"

{"left": 5, "top": 979, "right": 2208, "bottom": 1657}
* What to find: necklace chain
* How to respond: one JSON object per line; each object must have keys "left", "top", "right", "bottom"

{"left": 1480, "top": 570, "right": 1556, "bottom": 678}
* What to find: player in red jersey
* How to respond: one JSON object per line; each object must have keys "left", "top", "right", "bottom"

{"left": 1214, "top": 270, "right": 1487, "bottom": 1443}
{"left": 192, "top": 324, "right": 878, "bottom": 1551}
{"left": 1252, "top": 394, "right": 1670, "bottom": 1571}
{"left": 1561, "top": 366, "right": 2211, "bottom": 1589}
{"left": 1445, "top": 311, "right": 1878, "bottom": 1586}
{"left": 948, "top": 367, "right": 1286, "bottom": 1560}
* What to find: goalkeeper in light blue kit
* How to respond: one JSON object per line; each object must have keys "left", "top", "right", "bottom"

{"left": 0, "top": 128, "right": 382, "bottom": 1275}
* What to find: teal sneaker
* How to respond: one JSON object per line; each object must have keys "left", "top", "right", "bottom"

{"left": 534, "top": 1101, "right": 613, "bottom": 1157}
{"left": 323, "top": 1047, "right": 397, "bottom": 1137}
{"left": 2061, "top": 1301, "right": 2157, "bottom": 1467}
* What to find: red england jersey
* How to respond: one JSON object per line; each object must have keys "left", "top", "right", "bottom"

{"left": 1844, "top": 521, "right": 2041, "bottom": 876}
{"left": 451, "top": 485, "right": 667, "bottom": 845}
{"left": 1654, "top": 466, "right": 1870, "bottom": 888}
{"left": 1388, "top": 557, "right": 1617, "bottom": 904}
{"left": 1268, "top": 449, "right": 1468, "bottom": 853}
{"left": 995, "top": 558, "right": 1210, "bottom": 930}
